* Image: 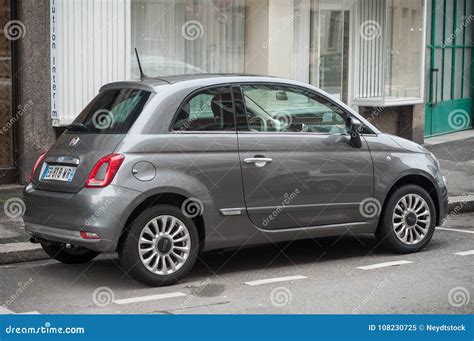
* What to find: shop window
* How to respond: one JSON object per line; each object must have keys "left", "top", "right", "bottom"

{"left": 292, "top": 0, "right": 425, "bottom": 106}
{"left": 131, "top": 0, "right": 245, "bottom": 78}
{"left": 353, "top": 0, "right": 425, "bottom": 105}
{"left": 293, "top": 0, "right": 353, "bottom": 103}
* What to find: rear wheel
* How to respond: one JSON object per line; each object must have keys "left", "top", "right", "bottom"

{"left": 41, "top": 243, "right": 99, "bottom": 264}
{"left": 376, "top": 184, "right": 436, "bottom": 253}
{"left": 119, "top": 204, "right": 199, "bottom": 286}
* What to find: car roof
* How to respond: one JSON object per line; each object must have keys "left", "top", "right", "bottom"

{"left": 100, "top": 73, "right": 279, "bottom": 92}
{"left": 149, "top": 73, "right": 273, "bottom": 84}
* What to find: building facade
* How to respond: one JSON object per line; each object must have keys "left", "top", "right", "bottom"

{"left": 0, "top": 0, "right": 473, "bottom": 184}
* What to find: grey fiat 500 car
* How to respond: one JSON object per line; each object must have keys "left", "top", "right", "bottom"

{"left": 24, "top": 74, "right": 448, "bottom": 286}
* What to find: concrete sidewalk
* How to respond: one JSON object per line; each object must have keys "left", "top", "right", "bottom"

{"left": 0, "top": 185, "right": 48, "bottom": 264}
{"left": 424, "top": 130, "right": 474, "bottom": 196}
{"left": 1, "top": 130, "right": 473, "bottom": 265}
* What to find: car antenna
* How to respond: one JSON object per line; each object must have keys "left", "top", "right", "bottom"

{"left": 134, "top": 48, "right": 147, "bottom": 80}
{"left": 134, "top": 47, "right": 171, "bottom": 84}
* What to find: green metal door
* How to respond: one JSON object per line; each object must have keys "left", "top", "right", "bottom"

{"left": 425, "top": 0, "right": 473, "bottom": 137}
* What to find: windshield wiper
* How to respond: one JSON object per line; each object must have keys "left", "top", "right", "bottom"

{"left": 66, "top": 123, "right": 87, "bottom": 132}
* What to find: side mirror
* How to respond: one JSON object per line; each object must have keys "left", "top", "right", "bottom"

{"left": 346, "top": 117, "right": 363, "bottom": 148}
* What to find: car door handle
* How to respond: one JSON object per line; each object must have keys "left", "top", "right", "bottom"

{"left": 243, "top": 157, "right": 272, "bottom": 167}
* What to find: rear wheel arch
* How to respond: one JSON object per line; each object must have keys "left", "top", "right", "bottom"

{"left": 118, "top": 192, "right": 206, "bottom": 252}
{"left": 381, "top": 174, "right": 440, "bottom": 226}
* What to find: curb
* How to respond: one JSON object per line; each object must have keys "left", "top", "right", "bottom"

{"left": 0, "top": 195, "right": 473, "bottom": 266}
{"left": 447, "top": 195, "right": 474, "bottom": 215}
{"left": 0, "top": 242, "right": 48, "bottom": 265}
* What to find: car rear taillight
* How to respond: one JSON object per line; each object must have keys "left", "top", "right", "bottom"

{"left": 30, "top": 152, "right": 47, "bottom": 181}
{"left": 85, "top": 153, "right": 125, "bottom": 188}
{"left": 80, "top": 231, "right": 100, "bottom": 239}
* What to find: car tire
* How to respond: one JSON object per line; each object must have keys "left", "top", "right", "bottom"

{"left": 41, "top": 243, "right": 99, "bottom": 264}
{"left": 376, "top": 184, "right": 436, "bottom": 253}
{"left": 118, "top": 204, "right": 199, "bottom": 287}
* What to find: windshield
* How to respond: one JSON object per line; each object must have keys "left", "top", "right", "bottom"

{"left": 67, "top": 88, "right": 152, "bottom": 134}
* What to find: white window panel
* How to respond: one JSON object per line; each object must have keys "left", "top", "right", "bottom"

{"left": 353, "top": 0, "right": 427, "bottom": 106}
{"left": 50, "top": 0, "right": 131, "bottom": 127}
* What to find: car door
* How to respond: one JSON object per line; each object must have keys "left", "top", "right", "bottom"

{"left": 167, "top": 85, "right": 245, "bottom": 226}
{"left": 235, "top": 83, "right": 374, "bottom": 230}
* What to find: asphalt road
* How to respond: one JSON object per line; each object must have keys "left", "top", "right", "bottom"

{"left": 0, "top": 213, "right": 473, "bottom": 315}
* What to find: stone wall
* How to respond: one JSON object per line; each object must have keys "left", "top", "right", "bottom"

{"left": 358, "top": 105, "right": 424, "bottom": 144}
{"left": 16, "top": 0, "right": 55, "bottom": 184}
{"left": 0, "top": 0, "right": 12, "bottom": 168}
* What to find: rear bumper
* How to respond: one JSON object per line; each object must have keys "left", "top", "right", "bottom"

{"left": 23, "top": 183, "right": 141, "bottom": 252}
{"left": 25, "top": 222, "right": 111, "bottom": 252}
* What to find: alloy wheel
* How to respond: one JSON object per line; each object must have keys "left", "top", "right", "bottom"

{"left": 138, "top": 215, "right": 191, "bottom": 275}
{"left": 392, "top": 193, "right": 431, "bottom": 245}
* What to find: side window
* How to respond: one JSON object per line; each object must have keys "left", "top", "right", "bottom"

{"left": 241, "top": 85, "right": 348, "bottom": 134}
{"left": 172, "top": 86, "right": 235, "bottom": 132}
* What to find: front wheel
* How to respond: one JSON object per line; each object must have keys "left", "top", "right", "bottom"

{"left": 376, "top": 184, "right": 436, "bottom": 253}
{"left": 119, "top": 204, "right": 199, "bottom": 286}
{"left": 41, "top": 243, "right": 99, "bottom": 264}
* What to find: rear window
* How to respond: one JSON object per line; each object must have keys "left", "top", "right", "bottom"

{"left": 67, "top": 88, "right": 152, "bottom": 134}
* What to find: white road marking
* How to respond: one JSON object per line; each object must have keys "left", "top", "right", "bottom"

{"left": 0, "top": 306, "right": 40, "bottom": 314}
{"left": 0, "top": 306, "right": 15, "bottom": 314}
{"left": 454, "top": 250, "right": 474, "bottom": 256}
{"left": 244, "top": 275, "right": 307, "bottom": 286}
{"left": 437, "top": 227, "right": 474, "bottom": 234}
{"left": 113, "top": 292, "right": 186, "bottom": 305}
{"left": 20, "top": 311, "right": 40, "bottom": 314}
{"left": 357, "top": 260, "right": 413, "bottom": 270}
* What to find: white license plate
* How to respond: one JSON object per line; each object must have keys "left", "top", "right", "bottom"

{"left": 40, "top": 164, "right": 77, "bottom": 182}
